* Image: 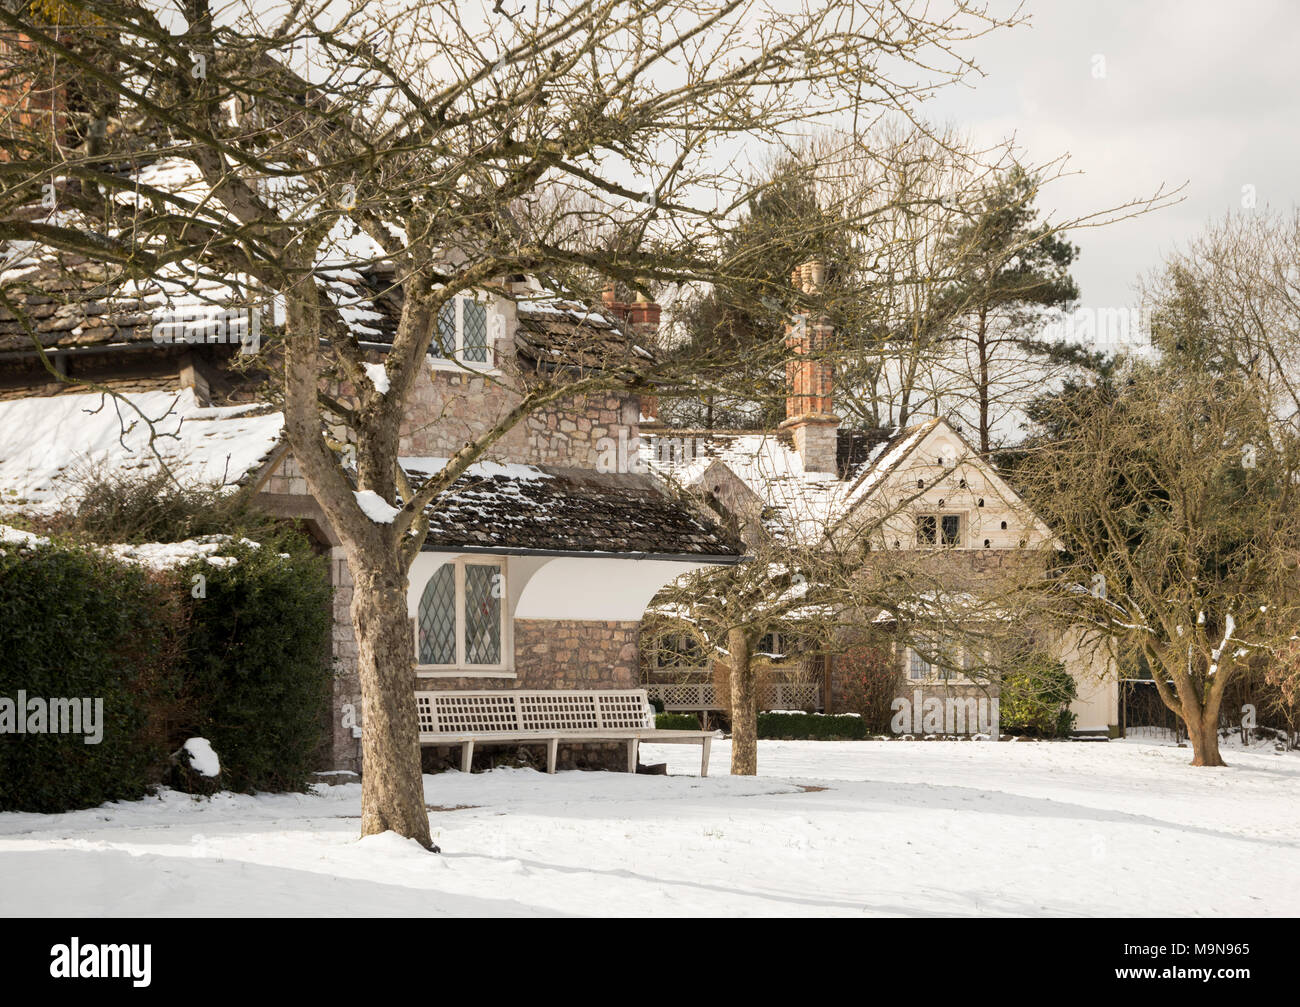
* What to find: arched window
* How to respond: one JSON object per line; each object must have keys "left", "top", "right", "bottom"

{"left": 416, "top": 558, "right": 506, "bottom": 669}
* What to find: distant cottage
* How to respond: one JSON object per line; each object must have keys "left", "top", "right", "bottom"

{"left": 638, "top": 262, "right": 1119, "bottom": 736}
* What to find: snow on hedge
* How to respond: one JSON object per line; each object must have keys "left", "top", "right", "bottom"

{"left": 0, "top": 525, "right": 48, "bottom": 547}
{"left": 181, "top": 738, "right": 221, "bottom": 778}
{"left": 0, "top": 526, "right": 260, "bottom": 570}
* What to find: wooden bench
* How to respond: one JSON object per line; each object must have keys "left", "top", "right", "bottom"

{"left": 415, "top": 689, "right": 715, "bottom": 776}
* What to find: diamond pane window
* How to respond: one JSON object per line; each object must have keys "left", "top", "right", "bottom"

{"left": 462, "top": 300, "right": 488, "bottom": 362}
{"left": 417, "top": 565, "right": 456, "bottom": 664}
{"left": 463, "top": 563, "right": 502, "bottom": 664}
{"left": 433, "top": 302, "right": 455, "bottom": 358}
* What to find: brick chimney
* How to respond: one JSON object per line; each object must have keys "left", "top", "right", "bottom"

{"left": 0, "top": 25, "right": 118, "bottom": 160}
{"left": 779, "top": 259, "right": 839, "bottom": 473}
{"left": 603, "top": 285, "right": 662, "bottom": 425}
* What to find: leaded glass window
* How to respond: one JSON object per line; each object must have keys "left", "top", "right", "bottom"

{"left": 430, "top": 297, "right": 492, "bottom": 363}
{"left": 434, "top": 302, "right": 455, "bottom": 358}
{"left": 462, "top": 300, "right": 488, "bottom": 363}
{"left": 417, "top": 564, "right": 456, "bottom": 664}
{"left": 463, "top": 563, "right": 502, "bottom": 664}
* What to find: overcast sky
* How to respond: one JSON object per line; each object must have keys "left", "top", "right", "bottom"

{"left": 921, "top": 0, "right": 1300, "bottom": 314}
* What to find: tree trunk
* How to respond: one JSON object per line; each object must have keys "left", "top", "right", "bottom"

{"left": 1149, "top": 646, "right": 1231, "bottom": 769}
{"left": 1182, "top": 702, "right": 1227, "bottom": 767}
{"left": 351, "top": 559, "right": 435, "bottom": 847}
{"left": 280, "top": 282, "right": 434, "bottom": 848}
{"left": 728, "top": 629, "right": 758, "bottom": 775}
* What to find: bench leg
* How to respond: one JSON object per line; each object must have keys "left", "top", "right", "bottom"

{"left": 626, "top": 737, "right": 639, "bottom": 774}
{"left": 461, "top": 740, "right": 474, "bottom": 774}
{"left": 700, "top": 736, "right": 711, "bottom": 777}
{"left": 546, "top": 737, "right": 558, "bottom": 774}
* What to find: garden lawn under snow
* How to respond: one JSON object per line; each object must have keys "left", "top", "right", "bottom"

{"left": 0, "top": 738, "right": 1296, "bottom": 917}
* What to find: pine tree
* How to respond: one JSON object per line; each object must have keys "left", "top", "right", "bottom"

{"left": 940, "top": 165, "right": 1080, "bottom": 453}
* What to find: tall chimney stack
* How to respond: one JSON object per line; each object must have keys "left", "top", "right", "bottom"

{"left": 779, "top": 259, "right": 839, "bottom": 473}
{"left": 602, "top": 284, "right": 662, "bottom": 425}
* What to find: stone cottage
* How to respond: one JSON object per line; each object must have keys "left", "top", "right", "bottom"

{"left": 0, "top": 239, "right": 743, "bottom": 772}
{"left": 639, "top": 262, "right": 1119, "bottom": 736}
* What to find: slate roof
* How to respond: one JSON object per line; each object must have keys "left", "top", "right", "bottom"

{"left": 400, "top": 458, "right": 743, "bottom": 560}
{"left": 0, "top": 250, "right": 653, "bottom": 380}
{"left": 0, "top": 254, "right": 156, "bottom": 353}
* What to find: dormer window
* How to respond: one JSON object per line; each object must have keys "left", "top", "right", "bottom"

{"left": 432, "top": 296, "right": 491, "bottom": 364}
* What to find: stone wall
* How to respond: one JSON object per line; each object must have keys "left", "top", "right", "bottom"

{"left": 515, "top": 619, "right": 640, "bottom": 688}
{"left": 397, "top": 366, "right": 640, "bottom": 470}
{"left": 413, "top": 619, "right": 640, "bottom": 692}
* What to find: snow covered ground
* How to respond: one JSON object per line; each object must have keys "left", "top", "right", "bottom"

{"left": 0, "top": 738, "right": 1296, "bottom": 917}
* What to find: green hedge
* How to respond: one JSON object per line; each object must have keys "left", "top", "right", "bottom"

{"left": 0, "top": 532, "right": 333, "bottom": 812}
{"left": 655, "top": 712, "right": 701, "bottom": 730}
{"left": 179, "top": 536, "right": 333, "bottom": 793}
{"left": 0, "top": 544, "right": 174, "bottom": 812}
{"left": 757, "top": 711, "right": 868, "bottom": 740}
{"left": 999, "top": 656, "right": 1077, "bottom": 738}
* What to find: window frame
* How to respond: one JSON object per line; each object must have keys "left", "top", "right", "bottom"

{"left": 915, "top": 511, "right": 965, "bottom": 548}
{"left": 906, "top": 639, "right": 974, "bottom": 683}
{"left": 429, "top": 294, "right": 497, "bottom": 371}
{"left": 414, "top": 556, "right": 511, "bottom": 676}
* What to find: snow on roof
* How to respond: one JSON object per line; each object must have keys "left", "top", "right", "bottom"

{"left": 396, "top": 458, "right": 741, "bottom": 559}
{"left": 640, "top": 421, "right": 937, "bottom": 542}
{"left": 640, "top": 431, "right": 844, "bottom": 542}
{"left": 0, "top": 389, "right": 284, "bottom": 514}
{"left": 399, "top": 456, "right": 553, "bottom": 482}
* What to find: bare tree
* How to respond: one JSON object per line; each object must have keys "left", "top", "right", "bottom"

{"left": 0, "top": 0, "right": 1029, "bottom": 844}
{"left": 1016, "top": 355, "right": 1300, "bottom": 767}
